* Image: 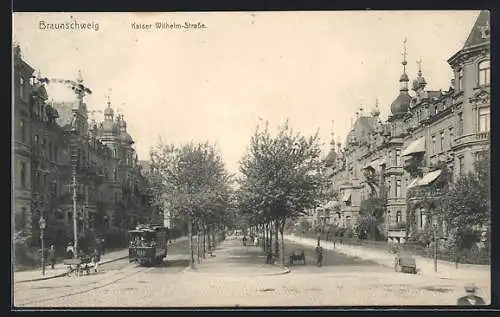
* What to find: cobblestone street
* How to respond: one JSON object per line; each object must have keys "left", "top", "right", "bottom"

{"left": 15, "top": 237, "right": 490, "bottom": 307}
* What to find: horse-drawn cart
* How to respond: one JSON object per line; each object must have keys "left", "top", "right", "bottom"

{"left": 63, "top": 255, "right": 92, "bottom": 277}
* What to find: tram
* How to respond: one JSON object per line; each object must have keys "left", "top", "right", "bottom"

{"left": 128, "top": 224, "right": 169, "bottom": 266}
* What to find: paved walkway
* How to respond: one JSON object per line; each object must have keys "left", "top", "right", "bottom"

{"left": 186, "top": 238, "right": 289, "bottom": 276}
{"left": 285, "top": 234, "right": 490, "bottom": 281}
{"left": 14, "top": 237, "right": 189, "bottom": 283}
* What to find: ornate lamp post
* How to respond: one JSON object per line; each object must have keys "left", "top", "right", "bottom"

{"left": 39, "top": 216, "right": 46, "bottom": 276}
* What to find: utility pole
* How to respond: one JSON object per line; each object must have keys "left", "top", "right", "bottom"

{"left": 49, "top": 71, "right": 92, "bottom": 258}
{"left": 72, "top": 163, "right": 78, "bottom": 258}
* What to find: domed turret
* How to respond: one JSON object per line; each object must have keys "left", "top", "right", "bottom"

{"left": 390, "top": 93, "right": 411, "bottom": 115}
{"left": 118, "top": 114, "right": 134, "bottom": 145}
{"left": 102, "top": 96, "right": 117, "bottom": 134}
{"left": 390, "top": 38, "right": 411, "bottom": 116}
{"left": 371, "top": 98, "right": 381, "bottom": 117}
{"left": 412, "top": 58, "right": 427, "bottom": 92}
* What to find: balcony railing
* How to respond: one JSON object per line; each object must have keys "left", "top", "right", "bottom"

{"left": 388, "top": 222, "right": 406, "bottom": 230}
{"left": 454, "top": 131, "right": 490, "bottom": 146}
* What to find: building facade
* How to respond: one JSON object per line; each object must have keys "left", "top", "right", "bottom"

{"left": 324, "top": 11, "right": 490, "bottom": 243}
{"left": 12, "top": 45, "right": 153, "bottom": 247}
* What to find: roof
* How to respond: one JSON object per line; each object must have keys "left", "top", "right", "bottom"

{"left": 463, "top": 11, "right": 490, "bottom": 50}
{"left": 324, "top": 148, "right": 337, "bottom": 167}
{"left": 345, "top": 116, "right": 378, "bottom": 145}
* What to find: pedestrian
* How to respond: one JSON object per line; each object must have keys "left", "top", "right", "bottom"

{"left": 315, "top": 241, "right": 324, "bottom": 267}
{"left": 242, "top": 236, "right": 247, "bottom": 247}
{"left": 254, "top": 236, "right": 259, "bottom": 247}
{"left": 66, "top": 243, "right": 74, "bottom": 259}
{"left": 100, "top": 239, "right": 106, "bottom": 256}
{"left": 92, "top": 246, "right": 101, "bottom": 273}
{"left": 48, "top": 245, "right": 57, "bottom": 269}
{"left": 457, "top": 283, "right": 485, "bottom": 305}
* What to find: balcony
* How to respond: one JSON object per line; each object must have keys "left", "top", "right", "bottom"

{"left": 453, "top": 132, "right": 490, "bottom": 149}
{"left": 388, "top": 222, "right": 406, "bottom": 230}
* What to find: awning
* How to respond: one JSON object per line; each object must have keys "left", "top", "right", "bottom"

{"left": 363, "top": 159, "right": 382, "bottom": 171}
{"left": 401, "top": 136, "right": 426, "bottom": 157}
{"left": 417, "top": 169, "right": 442, "bottom": 187}
{"left": 342, "top": 190, "right": 352, "bottom": 202}
{"left": 407, "top": 178, "right": 421, "bottom": 189}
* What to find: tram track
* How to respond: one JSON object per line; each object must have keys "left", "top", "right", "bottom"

{"left": 17, "top": 262, "right": 154, "bottom": 307}
{"left": 15, "top": 237, "right": 197, "bottom": 307}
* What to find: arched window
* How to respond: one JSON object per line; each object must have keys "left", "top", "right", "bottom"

{"left": 478, "top": 60, "right": 490, "bottom": 86}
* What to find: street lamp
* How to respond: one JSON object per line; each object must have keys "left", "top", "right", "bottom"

{"left": 432, "top": 216, "right": 438, "bottom": 273}
{"left": 39, "top": 216, "right": 46, "bottom": 276}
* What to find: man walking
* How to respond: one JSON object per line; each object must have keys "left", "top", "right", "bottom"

{"left": 457, "top": 283, "right": 486, "bottom": 305}
{"left": 48, "top": 245, "right": 57, "bottom": 269}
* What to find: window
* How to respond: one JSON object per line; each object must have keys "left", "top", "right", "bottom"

{"left": 458, "top": 156, "right": 465, "bottom": 176}
{"left": 479, "top": 107, "right": 490, "bottom": 132}
{"left": 395, "top": 180, "right": 401, "bottom": 198}
{"left": 458, "top": 113, "right": 464, "bottom": 135}
{"left": 41, "top": 138, "right": 46, "bottom": 148}
{"left": 20, "top": 162, "right": 26, "bottom": 188}
{"left": 396, "top": 150, "right": 401, "bottom": 166}
{"left": 19, "top": 119, "right": 26, "bottom": 142}
{"left": 48, "top": 142, "right": 53, "bottom": 160}
{"left": 440, "top": 131, "right": 445, "bottom": 152}
{"left": 478, "top": 60, "right": 490, "bottom": 86}
{"left": 34, "top": 134, "right": 39, "bottom": 144}
{"left": 432, "top": 135, "right": 436, "bottom": 154}
{"left": 114, "top": 168, "right": 118, "bottom": 181}
{"left": 396, "top": 211, "right": 402, "bottom": 223}
{"left": 458, "top": 68, "right": 464, "bottom": 91}
{"left": 19, "top": 76, "right": 25, "bottom": 99}
{"left": 449, "top": 127, "right": 454, "bottom": 148}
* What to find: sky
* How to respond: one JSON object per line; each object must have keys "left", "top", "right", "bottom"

{"left": 13, "top": 11, "right": 480, "bottom": 174}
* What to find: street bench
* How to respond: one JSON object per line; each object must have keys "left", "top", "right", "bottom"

{"left": 289, "top": 250, "right": 306, "bottom": 265}
{"left": 63, "top": 257, "right": 92, "bottom": 277}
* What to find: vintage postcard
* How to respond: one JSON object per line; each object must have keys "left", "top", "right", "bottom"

{"left": 12, "top": 11, "right": 490, "bottom": 308}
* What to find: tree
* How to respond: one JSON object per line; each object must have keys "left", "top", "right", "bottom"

{"left": 238, "top": 120, "right": 325, "bottom": 266}
{"left": 297, "top": 218, "right": 312, "bottom": 233}
{"left": 357, "top": 197, "right": 386, "bottom": 240}
{"left": 150, "top": 140, "right": 233, "bottom": 268}
{"left": 442, "top": 151, "right": 490, "bottom": 248}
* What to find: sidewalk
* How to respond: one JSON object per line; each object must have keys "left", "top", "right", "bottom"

{"left": 186, "top": 238, "right": 289, "bottom": 276}
{"left": 285, "top": 234, "right": 490, "bottom": 280}
{"left": 14, "top": 236, "right": 189, "bottom": 283}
